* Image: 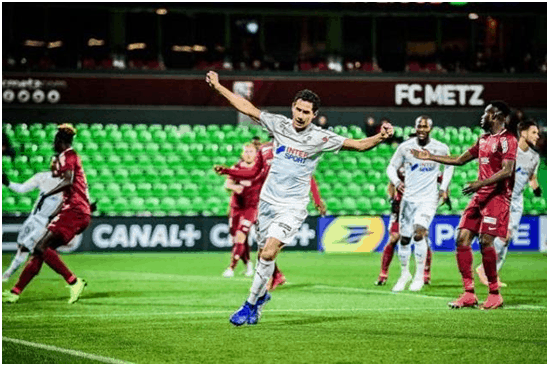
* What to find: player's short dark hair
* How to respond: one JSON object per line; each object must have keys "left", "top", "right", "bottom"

{"left": 56, "top": 124, "right": 77, "bottom": 145}
{"left": 293, "top": 89, "right": 320, "bottom": 113}
{"left": 517, "top": 119, "right": 539, "bottom": 134}
{"left": 252, "top": 136, "right": 261, "bottom": 141}
{"left": 487, "top": 100, "right": 511, "bottom": 118}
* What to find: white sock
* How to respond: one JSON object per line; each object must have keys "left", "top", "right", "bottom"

{"left": 247, "top": 258, "right": 275, "bottom": 305}
{"left": 493, "top": 237, "right": 508, "bottom": 272}
{"left": 3, "top": 251, "right": 29, "bottom": 278}
{"left": 412, "top": 237, "right": 427, "bottom": 280}
{"left": 398, "top": 243, "right": 411, "bottom": 276}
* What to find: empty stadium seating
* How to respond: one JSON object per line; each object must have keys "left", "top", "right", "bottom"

{"left": 2, "top": 122, "right": 546, "bottom": 217}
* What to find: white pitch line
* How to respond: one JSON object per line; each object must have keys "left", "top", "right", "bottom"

{"left": 311, "top": 284, "right": 454, "bottom": 300}
{"left": 2, "top": 337, "right": 133, "bottom": 364}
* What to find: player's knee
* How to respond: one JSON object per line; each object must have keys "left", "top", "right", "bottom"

{"left": 400, "top": 236, "right": 411, "bottom": 245}
{"left": 479, "top": 234, "right": 494, "bottom": 248}
{"left": 234, "top": 231, "right": 247, "bottom": 244}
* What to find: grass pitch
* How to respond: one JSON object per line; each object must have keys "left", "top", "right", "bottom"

{"left": 2, "top": 251, "right": 547, "bottom": 364}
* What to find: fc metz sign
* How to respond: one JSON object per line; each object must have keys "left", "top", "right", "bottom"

{"left": 2, "top": 73, "right": 546, "bottom": 108}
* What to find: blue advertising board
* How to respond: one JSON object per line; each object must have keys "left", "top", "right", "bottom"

{"left": 318, "top": 215, "right": 545, "bottom": 252}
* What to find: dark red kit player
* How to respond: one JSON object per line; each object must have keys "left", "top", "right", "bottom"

{"left": 3, "top": 124, "right": 90, "bottom": 304}
{"left": 412, "top": 101, "right": 517, "bottom": 310}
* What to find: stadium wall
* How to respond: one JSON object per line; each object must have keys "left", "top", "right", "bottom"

{"left": 2, "top": 215, "right": 546, "bottom": 253}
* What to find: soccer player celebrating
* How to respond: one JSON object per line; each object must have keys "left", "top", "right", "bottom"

{"left": 387, "top": 116, "right": 453, "bottom": 292}
{"left": 3, "top": 124, "right": 91, "bottom": 304}
{"left": 222, "top": 143, "right": 262, "bottom": 278}
{"left": 412, "top": 101, "right": 516, "bottom": 309}
{"left": 218, "top": 138, "right": 327, "bottom": 290}
{"left": 476, "top": 119, "right": 541, "bottom": 286}
{"left": 2, "top": 157, "right": 63, "bottom": 282}
{"left": 206, "top": 70, "right": 393, "bottom": 326}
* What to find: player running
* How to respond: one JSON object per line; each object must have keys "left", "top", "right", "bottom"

{"left": 3, "top": 124, "right": 91, "bottom": 304}
{"left": 206, "top": 70, "right": 393, "bottom": 326}
{"left": 219, "top": 138, "right": 327, "bottom": 290}
{"left": 387, "top": 116, "right": 453, "bottom": 292}
{"left": 2, "top": 157, "right": 63, "bottom": 281}
{"left": 476, "top": 119, "right": 541, "bottom": 286}
{"left": 412, "top": 101, "right": 516, "bottom": 310}
{"left": 222, "top": 143, "right": 262, "bottom": 278}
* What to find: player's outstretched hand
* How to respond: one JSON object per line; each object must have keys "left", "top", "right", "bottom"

{"left": 315, "top": 199, "right": 327, "bottom": 216}
{"left": 380, "top": 122, "right": 394, "bottom": 139}
{"left": 396, "top": 182, "right": 405, "bottom": 194}
{"left": 34, "top": 194, "right": 46, "bottom": 214}
{"left": 206, "top": 71, "right": 220, "bottom": 89}
{"left": 213, "top": 165, "right": 227, "bottom": 175}
{"left": 462, "top": 181, "right": 482, "bottom": 195}
{"left": 411, "top": 148, "right": 431, "bottom": 160}
{"left": 2, "top": 172, "right": 9, "bottom": 186}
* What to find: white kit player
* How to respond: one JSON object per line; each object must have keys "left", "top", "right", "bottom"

{"left": 2, "top": 157, "right": 65, "bottom": 281}
{"left": 207, "top": 70, "right": 394, "bottom": 326}
{"left": 387, "top": 116, "right": 454, "bottom": 292}
{"left": 476, "top": 119, "right": 541, "bottom": 286}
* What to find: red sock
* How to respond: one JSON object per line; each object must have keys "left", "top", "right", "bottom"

{"left": 43, "top": 248, "right": 76, "bottom": 284}
{"left": 481, "top": 246, "right": 499, "bottom": 294}
{"left": 380, "top": 243, "right": 395, "bottom": 275}
{"left": 230, "top": 243, "right": 246, "bottom": 269}
{"left": 456, "top": 246, "right": 474, "bottom": 292}
{"left": 273, "top": 263, "right": 280, "bottom": 278}
{"left": 425, "top": 247, "right": 432, "bottom": 275}
{"left": 12, "top": 256, "right": 44, "bottom": 294}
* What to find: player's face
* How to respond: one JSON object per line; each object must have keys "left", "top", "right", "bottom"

{"left": 416, "top": 119, "right": 431, "bottom": 142}
{"left": 53, "top": 134, "right": 63, "bottom": 153}
{"left": 292, "top": 99, "right": 316, "bottom": 131}
{"left": 480, "top": 105, "right": 498, "bottom": 129}
{"left": 241, "top": 145, "right": 257, "bottom": 164}
{"left": 523, "top": 126, "right": 540, "bottom": 146}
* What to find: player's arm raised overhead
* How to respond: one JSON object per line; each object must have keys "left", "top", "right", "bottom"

{"left": 342, "top": 121, "right": 394, "bottom": 152}
{"left": 206, "top": 71, "right": 261, "bottom": 121}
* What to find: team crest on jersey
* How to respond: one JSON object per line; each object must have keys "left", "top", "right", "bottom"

{"left": 501, "top": 137, "right": 508, "bottom": 153}
{"left": 492, "top": 142, "right": 498, "bottom": 153}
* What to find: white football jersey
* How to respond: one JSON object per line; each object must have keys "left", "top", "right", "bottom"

{"left": 257, "top": 111, "right": 346, "bottom": 209}
{"left": 9, "top": 172, "right": 63, "bottom": 221}
{"left": 388, "top": 137, "right": 453, "bottom": 203}
{"left": 511, "top": 146, "right": 540, "bottom": 209}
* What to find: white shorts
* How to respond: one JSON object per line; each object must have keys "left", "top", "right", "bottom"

{"left": 17, "top": 215, "right": 49, "bottom": 251}
{"left": 508, "top": 203, "right": 523, "bottom": 239}
{"left": 399, "top": 199, "right": 437, "bottom": 238}
{"left": 256, "top": 200, "right": 308, "bottom": 248}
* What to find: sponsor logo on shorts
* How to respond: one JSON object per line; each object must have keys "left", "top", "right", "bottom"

{"left": 483, "top": 216, "right": 497, "bottom": 225}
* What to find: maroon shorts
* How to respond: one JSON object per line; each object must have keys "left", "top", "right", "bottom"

{"left": 48, "top": 208, "right": 91, "bottom": 244}
{"left": 229, "top": 206, "right": 258, "bottom": 237}
{"left": 458, "top": 194, "right": 510, "bottom": 238}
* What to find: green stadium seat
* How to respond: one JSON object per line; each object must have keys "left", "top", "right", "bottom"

{"left": 98, "top": 168, "right": 115, "bottom": 184}
{"left": 77, "top": 130, "right": 93, "bottom": 143}
{"left": 120, "top": 182, "right": 137, "bottom": 197}
{"left": 104, "top": 182, "right": 121, "bottom": 198}
{"left": 168, "top": 182, "right": 183, "bottom": 197}
{"left": 16, "top": 197, "right": 33, "bottom": 213}
{"left": 182, "top": 183, "right": 198, "bottom": 197}
{"left": 356, "top": 197, "right": 372, "bottom": 213}
{"left": 332, "top": 183, "right": 347, "bottom": 197}
{"left": 160, "top": 197, "right": 177, "bottom": 212}
{"left": 144, "top": 197, "right": 160, "bottom": 212}
{"left": 341, "top": 197, "right": 358, "bottom": 213}
{"left": 14, "top": 156, "right": 29, "bottom": 170}
{"left": 136, "top": 182, "right": 153, "bottom": 198}
{"left": 3, "top": 196, "right": 16, "bottom": 212}
{"left": 3, "top": 156, "right": 13, "bottom": 171}
{"left": 29, "top": 155, "right": 46, "bottom": 171}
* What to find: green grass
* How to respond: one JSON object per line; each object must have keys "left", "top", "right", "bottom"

{"left": 2, "top": 251, "right": 547, "bottom": 364}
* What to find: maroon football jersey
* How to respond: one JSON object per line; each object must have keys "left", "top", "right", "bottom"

{"left": 467, "top": 129, "right": 518, "bottom": 203}
{"left": 57, "top": 148, "right": 91, "bottom": 215}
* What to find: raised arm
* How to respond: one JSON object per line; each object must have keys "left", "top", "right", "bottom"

{"left": 206, "top": 71, "right": 261, "bottom": 121}
{"left": 214, "top": 150, "right": 264, "bottom": 180}
{"left": 342, "top": 122, "right": 394, "bottom": 152}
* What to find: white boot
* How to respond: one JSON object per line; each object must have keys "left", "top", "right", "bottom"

{"left": 392, "top": 243, "right": 412, "bottom": 292}
{"left": 222, "top": 268, "right": 234, "bottom": 278}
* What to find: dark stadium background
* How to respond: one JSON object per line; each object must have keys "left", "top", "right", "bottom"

{"left": 2, "top": 2, "right": 547, "bottom": 253}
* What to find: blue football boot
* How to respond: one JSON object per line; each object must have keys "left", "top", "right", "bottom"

{"left": 229, "top": 301, "right": 254, "bottom": 326}
{"left": 247, "top": 292, "right": 271, "bottom": 325}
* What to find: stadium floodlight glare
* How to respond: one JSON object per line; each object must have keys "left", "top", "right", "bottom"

{"left": 47, "top": 41, "right": 63, "bottom": 49}
{"left": 156, "top": 8, "right": 167, "bottom": 15}
{"left": 23, "top": 40, "right": 45, "bottom": 47}
{"left": 127, "top": 43, "right": 147, "bottom": 51}
{"left": 468, "top": 13, "right": 479, "bottom": 20}
{"left": 88, "top": 38, "right": 105, "bottom": 47}
{"left": 246, "top": 21, "right": 258, "bottom": 34}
